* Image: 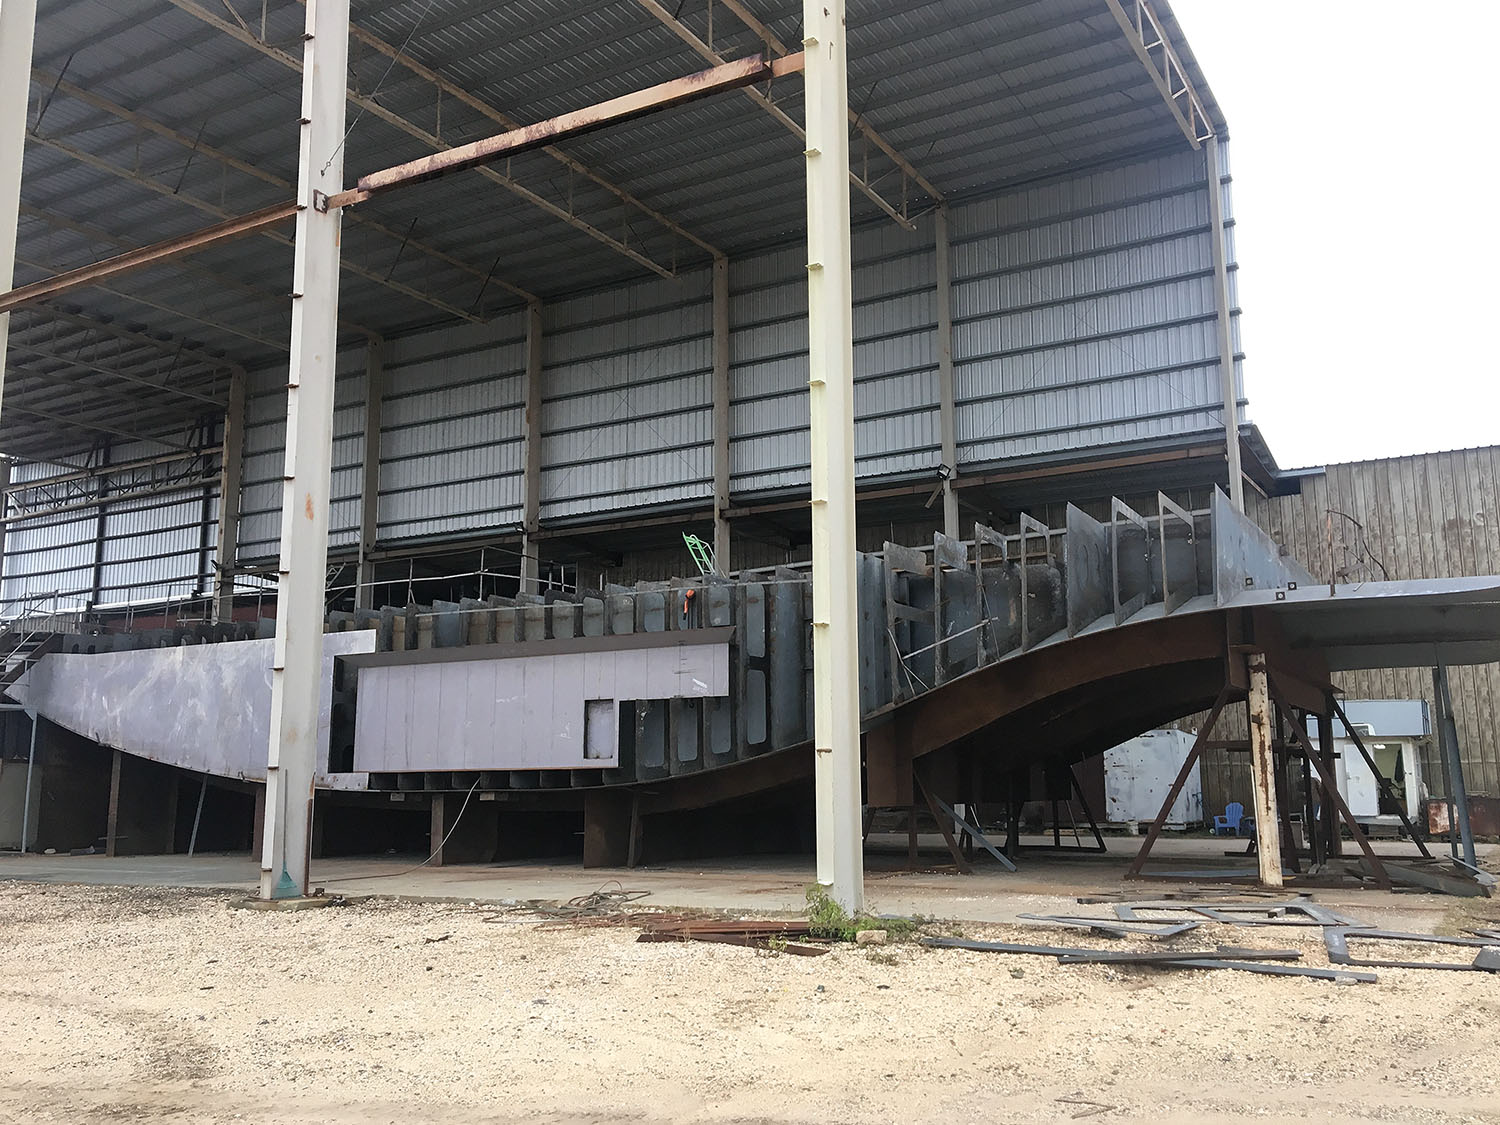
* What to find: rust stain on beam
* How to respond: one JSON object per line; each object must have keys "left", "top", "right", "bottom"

{"left": 330, "top": 54, "right": 800, "bottom": 210}
{"left": 0, "top": 202, "right": 298, "bottom": 314}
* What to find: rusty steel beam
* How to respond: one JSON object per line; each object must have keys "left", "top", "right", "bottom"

{"left": 0, "top": 202, "right": 295, "bottom": 314}
{"left": 316, "top": 10, "right": 722, "bottom": 262}
{"left": 31, "top": 68, "right": 538, "bottom": 307}
{"left": 329, "top": 53, "right": 802, "bottom": 210}
{"left": 159, "top": 0, "right": 680, "bottom": 279}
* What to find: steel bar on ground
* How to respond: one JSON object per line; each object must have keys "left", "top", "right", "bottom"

{"left": 1203, "top": 135, "right": 1244, "bottom": 510}
{"left": 0, "top": 203, "right": 297, "bottom": 315}
{"left": 1434, "top": 660, "right": 1477, "bottom": 868}
{"left": 213, "top": 369, "right": 247, "bottom": 623}
{"left": 0, "top": 0, "right": 40, "bottom": 421}
{"left": 1245, "top": 652, "right": 1283, "bottom": 887}
{"left": 804, "top": 0, "right": 863, "bottom": 912}
{"left": 333, "top": 54, "right": 801, "bottom": 208}
{"left": 259, "top": 0, "right": 350, "bottom": 901}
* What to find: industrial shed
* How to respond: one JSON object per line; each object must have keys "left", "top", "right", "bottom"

{"left": 2, "top": 1, "right": 1494, "bottom": 906}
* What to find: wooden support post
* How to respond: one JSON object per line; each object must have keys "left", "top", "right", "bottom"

{"left": 429, "top": 793, "right": 445, "bottom": 868}
{"left": 105, "top": 748, "right": 122, "bottom": 858}
{"left": 1245, "top": 651, "right": 1283, "bottom": 888}
{"left": 1127, "top": 686, "right": 1231, "bottom": 878}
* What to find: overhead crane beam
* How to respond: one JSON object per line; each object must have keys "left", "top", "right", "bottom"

{"left": 329, "top": 54, "right": 804, "bottom": 208}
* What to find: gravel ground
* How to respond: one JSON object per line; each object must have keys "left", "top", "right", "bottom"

{"left": 2, "top": 880, "right": 1499, "bottom": 1124}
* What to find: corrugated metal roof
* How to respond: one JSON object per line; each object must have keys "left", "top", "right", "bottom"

{"left": 4, "top": 0, "right": 1226, "bottom": 460}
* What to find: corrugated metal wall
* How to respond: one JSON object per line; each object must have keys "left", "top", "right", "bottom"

{"left": 379, "top": 317, "right": 527, "bottom": 540}
{"left": 7, "top": 146, "right": 1244, "bottom": 601}
{"left": 541, "top": 273, "right": 712, "bottom": 519}
{"left": 1, "top": 438, "right": 217, "bottom": 610}
{"left": 236, "top": 351, "right": 365, "bottom": 560}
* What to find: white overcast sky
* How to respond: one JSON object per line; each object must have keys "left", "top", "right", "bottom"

{"left": 1168, "top": 1, "right": 1500, "bottom": 468}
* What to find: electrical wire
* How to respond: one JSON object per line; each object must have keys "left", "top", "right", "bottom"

{"left": 310, "top": 777, "right": 481, "bottom": 885}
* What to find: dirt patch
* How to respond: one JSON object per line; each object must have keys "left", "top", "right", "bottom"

{"left": 1, "top": 881, "right": 1498, "bottom": 1124}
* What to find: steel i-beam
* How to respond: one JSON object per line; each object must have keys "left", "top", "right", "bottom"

{"left": 804, "top": 0, "right": 864, "bottom": 912}
{"left": 259, "top": 0, "right": 350, "bottom": 901}
{"left": 0, "top": 0, "right": 40, "bottom": 420}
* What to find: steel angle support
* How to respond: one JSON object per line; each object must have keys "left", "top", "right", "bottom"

{"left": 931, "top": 531, "right": 969, "bottom": 686}
{"left": 1110, "top": 497, "right": 1151, "bottom": 625}
{"left": 1101, "top": 0, "right": 1214, "bottom": 148}
{"left": 258, "top": 0, "right": 350, "bottom": 902}
{"left": 520, "top": 302, "right": 543, "bottom": 595}
{"left": 711, "top": 256, "right": 731, "bottom": 569}
{"left": 1017, "top": 513, "right": 1050, "bottom": 651}
{"left": 1157, "top": 492, "right": 1198, "bottom": 614}
{"left": 934, "top": 208, "right": 958, "bottom": 536}
{"left": 927, "top": 789, "right": 1017, "bottom": 872}
{"left": 804, "top": 0, "right": 863, "bottom": 913}
{"left": 971, "top": 523, "right": 1014, "bottom": 666}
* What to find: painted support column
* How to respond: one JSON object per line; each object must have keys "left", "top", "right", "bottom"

{"left": 0, "top": 0, "right": 38, "bottom": 423}
{"left": 803, "top": 0, "right": 864, "bottom": 913}
{"left": 519, "top": 301, "right": 543, "bottom": 594}
{"left": 259, "top": 0, "right": 350, "bottom": 901}
{"left": 1433, "top": 660, "right": 1476, "bottom": 868}
{"left": 711, "top": 255, "right": 732, "bottom": 570}
{"left": 354, "top": 336, "right": 384, "bottom": 610}
{"left": 213, "top": 369, "right": 247, "bottom": 623}
{"left": 934, "top": 207, "right": 959, "bottom": 538}
{"left": 1245, "top": 651, "right": 1283, "bottom": 887}
{"left": 1204, "top": 135, "right": 1244, "bottom": 511}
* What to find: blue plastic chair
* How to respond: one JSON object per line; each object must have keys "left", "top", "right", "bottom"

{"left": 1213, "top": 802, "right": 1245, "bottom": 836}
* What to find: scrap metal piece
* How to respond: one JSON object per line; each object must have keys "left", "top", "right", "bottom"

{"left": 1324, "top": 926, "right": 1500, "bottom": 972}
{"left": 1017, "top": 913, "right": 1201, "bottom": 940}
{"left": 1055, "top": 947, "right": 1302, "bottom": 965}
{"left": 1112, "top": 900, "right": 1368, "bottom": 927}
{"left": 922, "top": 936, "right": 1374, "bottom": 982}
{"left": 1355, "top": 857, "right": 1495, "bottom": 899}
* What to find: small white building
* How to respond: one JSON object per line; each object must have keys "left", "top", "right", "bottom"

{"left": 1103, "top": 729, "right": 1202, "bottom": 829}
{"left": 1312, "top": 700, "right": 1429, "bottom": 826}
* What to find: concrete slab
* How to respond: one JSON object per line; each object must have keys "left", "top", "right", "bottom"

{"left": 3, "top": 834, "right": 1491, "bottom": 929}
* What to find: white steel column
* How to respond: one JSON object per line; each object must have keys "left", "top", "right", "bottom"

{"left": 803, "top": 0, "right": 864, "bottom": 912}
{"left": 354, "top": 335, "right": 384, "bottom": 610}
{"left": 1204, "top": 135, "right": 1244, "bottom": 511}
{"left": 519, "top": 301, "right": 543, "bottom": 594}
{"left": 213, "top": 368, "right": 247, "bottom": 623}
{"left": 259, "top": 0, "right": 350, "bottom": 900}
{"left": 934, "top": 207, "right": 959, "bottom": 538}
{"left": 712, "top": 255, "right": 732, "bottom": 569}
{"left": 0, "top": 0, "right": 40, "bottom": 421}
